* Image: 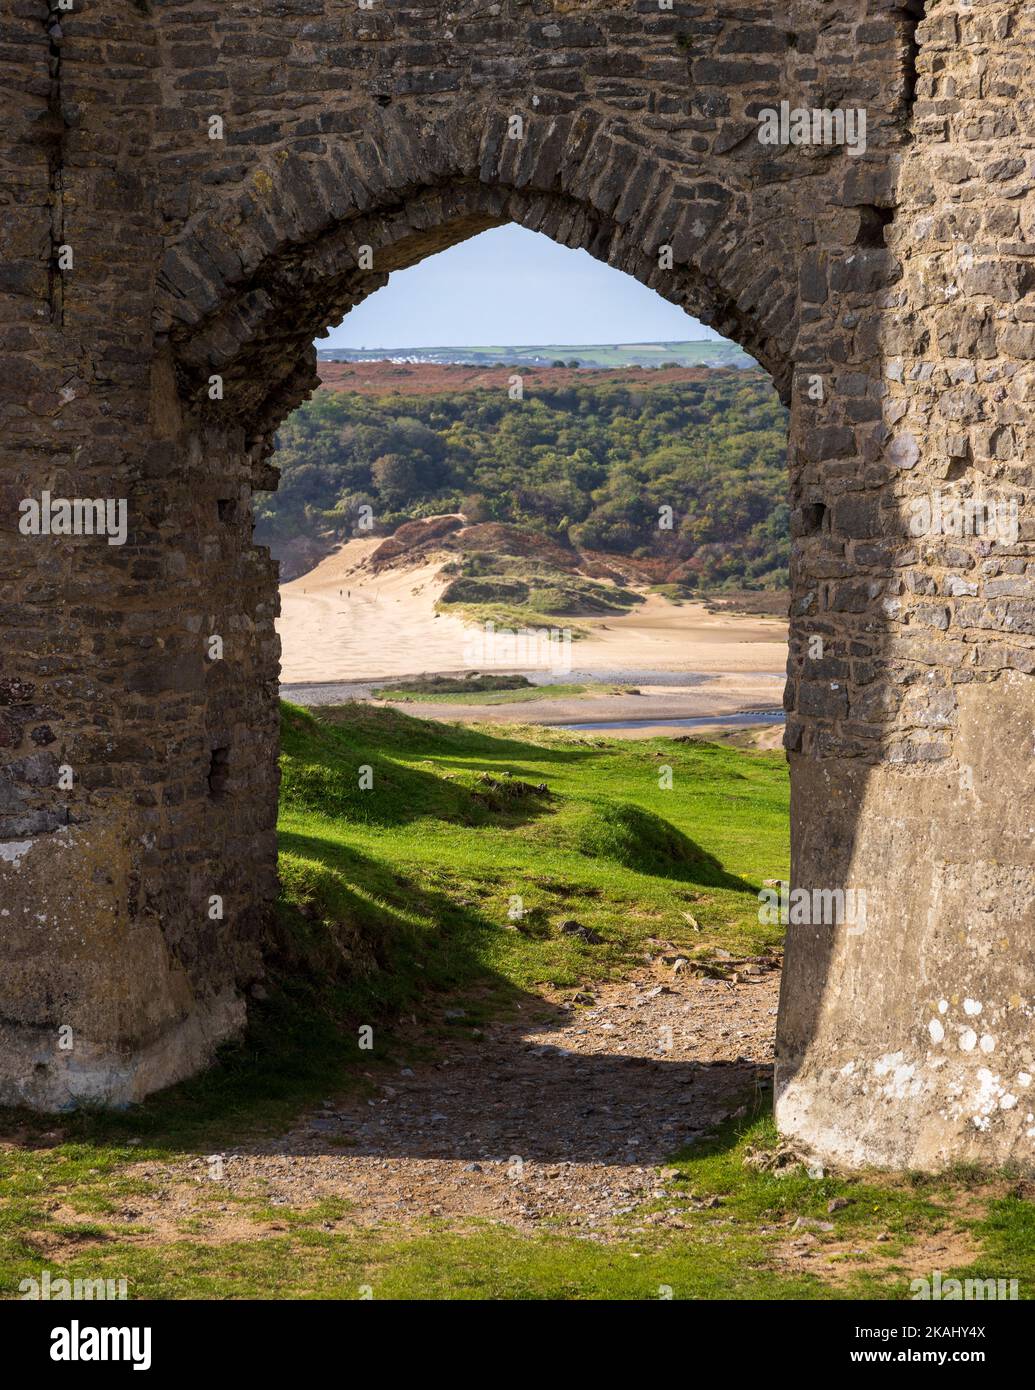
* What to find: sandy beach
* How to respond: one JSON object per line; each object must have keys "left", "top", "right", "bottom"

{"left": 277, "top": 538, "right": 788, "bottom": 726}
{"left": 279, "top": 540, "right": 786, "bottom": 668}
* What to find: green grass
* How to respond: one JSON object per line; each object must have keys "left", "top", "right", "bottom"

{"left": 2, "top": 1096, "right": 1022, "bottom": 1302}
{"left": 370, "top": 671, "right": 586, "bottom": 705}
{"left": 0, "top": 703, "right": 1031, "bottom": 1299}
{"left": 438, "top": 598, "right": 593, "bottom": 638}
{"left": 440, "top": 567, "right": 642, "bottom": 618}
{"left": 372, "top": 671, "right": 535, "bottom": 696}
{"left": 436, "top": 550, "right": 644, "bottom": 634}
{"left": 373, "top": 682, "right": 615, "bottom": 706}
{"left": 276, "top": 700, "right": 787, "bottom": 989}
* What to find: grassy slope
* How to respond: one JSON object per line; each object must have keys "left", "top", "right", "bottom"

{"left": 0, "top": 705, "right": 1030, "bottom": 1299}
{"left": 435, "top": 553, "right": 646, "bottom": 634}
{"left": 278, "top": 701, "right": 787, "bottom": 991}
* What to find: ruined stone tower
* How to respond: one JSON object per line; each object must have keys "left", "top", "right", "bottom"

{"left": 1, "top": 0, "right": 1033, "bottom": 1170}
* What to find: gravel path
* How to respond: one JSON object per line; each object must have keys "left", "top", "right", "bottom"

{"left": 129, "top": 966, "right": 780, "bottom": 1239}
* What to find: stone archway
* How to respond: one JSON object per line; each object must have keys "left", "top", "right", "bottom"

{"left": 2, "top": 1, "right": 1034, "bottom": 1173}
{"left": 156, "top": 102, "right": 800, "bottom": 433}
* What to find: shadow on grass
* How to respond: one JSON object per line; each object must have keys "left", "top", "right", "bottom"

{"left": 222, "top": 995, "right": 771, "bottom": 1167}
{"left": 0, "top": 838, "right": 528, "bottom": 1151}
{"left": 0, "top": 829, "right": 759, "bottom": 1159}
{"left": 0, "top": 707, "right": 768, "bottom": 1156}
{"left": 282, "top": 736, "right": 557, "bottom": 832}
{"left": 312, "top": 700, "right": 605, "bottom": 767}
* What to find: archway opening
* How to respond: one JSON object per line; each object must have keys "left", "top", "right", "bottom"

{"left": 164, "top": 165, "right": 797, "bottom": 451}
{"left": 260, "top": 220, "right": 792, "bottom": 1188}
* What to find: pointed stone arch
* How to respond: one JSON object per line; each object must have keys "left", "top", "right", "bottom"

{"left": 5, "top": 0, "right": 1035, "bottom": 1179}
{"left": 154, "top": 105, "right": 799, "bottom": 443}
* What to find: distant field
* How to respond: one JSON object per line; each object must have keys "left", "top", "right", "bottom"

{"left": 315, "top": 338, "right": 755, "bottom": 370}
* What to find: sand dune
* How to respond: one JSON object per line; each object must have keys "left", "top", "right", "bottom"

{"left": 277, "top": 538, "right": 788, "bottom": 691}
{"left": 278, "top": 538, "right": 474, "bottom": 682}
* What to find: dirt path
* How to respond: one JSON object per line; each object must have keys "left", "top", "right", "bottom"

{"left": 129, "top": 968, "right": 780, "bottom": 1239}
{"left": 35, "top": 965, "right": 993, "bottom": 1296}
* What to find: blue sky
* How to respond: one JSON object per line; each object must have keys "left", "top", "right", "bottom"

{"left": 318, "top": 224, "right": 718, "bottom": 349}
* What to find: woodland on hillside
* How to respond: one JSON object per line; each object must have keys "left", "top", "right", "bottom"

{"left": 258, "top": 368, "right": 790, "bottom": 591}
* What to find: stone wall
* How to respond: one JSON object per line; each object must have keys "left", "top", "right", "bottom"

{"left": 2, "top": 0, "right": 1034, "bottom": 1168}
{"left": 778, "top": 0, "right": 1035, "bottom": 1168}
